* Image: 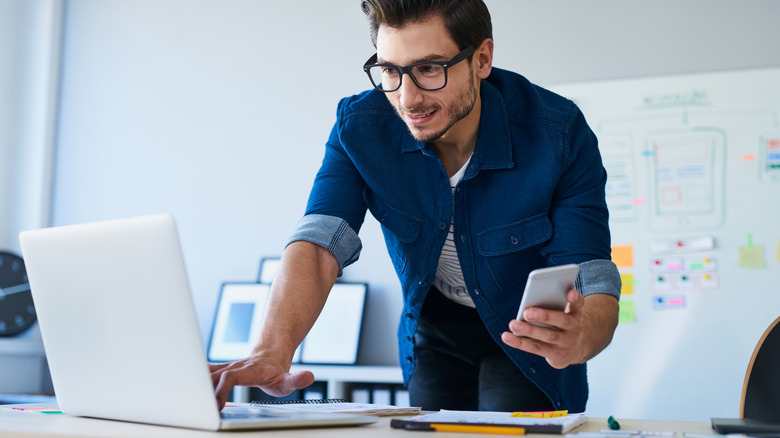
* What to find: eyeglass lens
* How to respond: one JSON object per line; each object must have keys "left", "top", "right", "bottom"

{"left": 367, "top": 63, "right": 446, "bottom": 91}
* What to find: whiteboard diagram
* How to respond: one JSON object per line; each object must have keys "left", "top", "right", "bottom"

{"left": 760, "top": 130, "right": 780, "bottom": 182}
{"left": 647, "top": 128, "right": 725, "bottom": 231}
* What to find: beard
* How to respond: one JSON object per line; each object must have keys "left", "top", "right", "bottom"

{"left": 395, "top": 77, "right": 478, "bottom": 143}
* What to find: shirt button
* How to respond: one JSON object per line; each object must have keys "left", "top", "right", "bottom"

{"left": 419, "top": 281, "right": 428, "bottom": 288}
{"left": 460, "top": 234, "right": 465, "bottom": 243}
{"left": 474, "top": 289, "right": 480, "bottom": 296}
{"left": 438, "top": 222, "right": 447, "bottom": 230}
{"left": 380, "top": 213, "right": 388, "bottom": 222}
{"left": 529, "top": 368, "right": 536, "bottom": 374}
{"left": 510, "top": 235, "right": 519, "bottom": 245}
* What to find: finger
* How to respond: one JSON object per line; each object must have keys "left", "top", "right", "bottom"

{"left": 522, "top": 307, "right": 566, "bottom": 330}
{"left": 502, "top": 330, "right": 572, "bottom": 369}
{"left": 215, "top": 369, "right": 238, "bottom": 411}
{"left": 501, "top": 330, "right": 552, "bottom": 356}
{"left": 210, "top": 360, "right": 245, "bottom": 389}
{"left": 289, "top": 370, "right": 315, "bottom": 390}
{"left": 209, "top": 362, "right": 231, "bottom": 373}
{"left": 508, "top": 317, "right": 551, "bottom": 339}
{"left": 209, "top": 362, "right": 231, "bottom": 388}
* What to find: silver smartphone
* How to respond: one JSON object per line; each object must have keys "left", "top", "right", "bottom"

{"left": 515, "top": 264, "right": 580, "bottom": 322}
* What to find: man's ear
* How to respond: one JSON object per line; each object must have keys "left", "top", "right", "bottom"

{"left": 475, "top": 38, "right": 494, "bottom": 79}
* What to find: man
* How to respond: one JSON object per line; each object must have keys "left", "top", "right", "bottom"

{"left": 210, "top": 0, "right": 621, "bottom": 412}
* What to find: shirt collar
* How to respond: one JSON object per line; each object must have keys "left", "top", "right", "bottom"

{"left": 400, "top": 78, "right": 514, "bottom": 174}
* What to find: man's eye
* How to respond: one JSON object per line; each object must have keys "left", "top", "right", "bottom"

{"left": 415, "top": 64, "right": 441, "bottom": 75}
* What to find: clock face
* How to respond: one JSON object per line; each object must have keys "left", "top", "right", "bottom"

{"left": 0, "top": 251, "right": 36, "bottom": 336}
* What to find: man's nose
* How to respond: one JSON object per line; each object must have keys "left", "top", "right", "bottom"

{"left": 397, "top": 73, "right": 424, "bottom": 110}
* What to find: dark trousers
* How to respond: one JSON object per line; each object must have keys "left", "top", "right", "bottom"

{"left": 408, "top": 289, "right": 555, "bottom": 411}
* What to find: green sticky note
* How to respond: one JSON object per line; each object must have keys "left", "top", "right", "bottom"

{"left": 618, "top": 300, "right": 636, "bottom": 323}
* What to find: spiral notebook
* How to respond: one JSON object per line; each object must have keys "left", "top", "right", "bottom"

{"left": 249, "top": 398, "right": 421, "bottom": 416}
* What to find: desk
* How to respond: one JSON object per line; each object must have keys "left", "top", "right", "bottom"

{"left": 0, "top": 404, "right": 716, "bottom": 438}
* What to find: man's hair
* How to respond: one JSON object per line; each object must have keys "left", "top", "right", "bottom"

{"left": 360, "top": 0, "right": 492, "bottom": 51}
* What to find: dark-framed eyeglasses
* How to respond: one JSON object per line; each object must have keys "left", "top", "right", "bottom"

{"left": 363, "top": 45, "right": 476, "bottom": 92}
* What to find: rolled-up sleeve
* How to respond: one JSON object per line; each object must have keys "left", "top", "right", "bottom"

{"left": 286, "top": 214, "right": 362, "bottom": 276}
{"left": 574, "top": 259, "right": 621, "bottom": 299}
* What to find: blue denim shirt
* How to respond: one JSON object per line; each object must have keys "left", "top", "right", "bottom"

{"left": 289, "top": 67, "right": 621, "bottom": 412}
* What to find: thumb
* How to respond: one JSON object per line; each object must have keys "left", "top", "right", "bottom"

{"left": 289, "top": 370, "right": 316, "bottom": 390}
{"left": 263, "top": 370, "right": 316, "bottom": 397}
{"left": 565, "top": 289, "right": 583, "bottom": 314}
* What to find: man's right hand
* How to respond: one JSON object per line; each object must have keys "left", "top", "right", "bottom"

{"left": 209, "top": 355, "right": 315, "bottom": 410}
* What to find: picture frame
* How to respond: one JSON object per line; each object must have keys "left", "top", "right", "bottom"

{"left": 300, "top": 282, "right": 367, "bottom": 365}
{"left": 207, "top": 280, "right": 368, "bottom": 365}
{"left": 257, "top": 257, "right": 281, "bottom": 284}
{"left": 207, "top": 282, "right": 270, "bottom": 363}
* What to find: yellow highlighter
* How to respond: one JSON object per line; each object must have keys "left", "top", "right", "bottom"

{"left": 510, "top": 410, "right": 568, "bottom": 418}
{"left": 429, "top": 423, "right": 526, "bottom": 435}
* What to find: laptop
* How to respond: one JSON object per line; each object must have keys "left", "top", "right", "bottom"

{"left": 19, "top": 214, "right": 377, "bottom": 431}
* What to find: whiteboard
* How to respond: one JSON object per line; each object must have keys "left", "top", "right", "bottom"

{"left": 550, "top": 68, "right": 780, "bottom": 421}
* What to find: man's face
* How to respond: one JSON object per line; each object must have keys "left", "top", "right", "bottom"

{"left": 375, "top": 15, "right": 479, "bottom": 143}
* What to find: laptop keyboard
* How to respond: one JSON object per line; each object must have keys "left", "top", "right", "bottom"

{"left": 221, "top": 407, "right": 286, "bottom": 420}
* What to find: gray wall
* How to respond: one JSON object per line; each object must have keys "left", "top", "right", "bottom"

{"left": 14, "top": 0, "right": 780, "bottom": 419}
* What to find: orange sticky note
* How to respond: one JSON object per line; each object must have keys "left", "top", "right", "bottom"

{"left": 611, "top": 245, "right": 634, "bottom": 268}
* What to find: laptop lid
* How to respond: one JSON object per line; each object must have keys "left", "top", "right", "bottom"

{"left": 19, "top": 214, "right": 375, "bottom": 431}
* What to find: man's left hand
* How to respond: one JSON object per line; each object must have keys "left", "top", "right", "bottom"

{"left": 501, "top": 290, "right": 618, "bottom": 369}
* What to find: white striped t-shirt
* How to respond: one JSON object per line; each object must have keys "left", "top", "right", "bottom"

{"left": 434, "top": 156, "right": 475, "bottom": 308}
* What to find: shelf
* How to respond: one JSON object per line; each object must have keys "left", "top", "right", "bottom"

{"left": 232, "top": 365, "right": 403, "bottom": 402}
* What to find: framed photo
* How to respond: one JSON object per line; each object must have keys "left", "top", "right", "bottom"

{"left": 207, "top": 281, "right": 367, "bottom": 365}
{"left": 257, "top": 257, "right": 281, "bottom": 283}
{"left": 300, "top": 282, "right": 367, "bottom": 365}
{"left": 207, "top": 283, "right": 269, "bottom": 363}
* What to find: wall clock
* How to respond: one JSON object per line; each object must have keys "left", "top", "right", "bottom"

{"left": 0, "top": 251, "right": 36, "bottom": 336}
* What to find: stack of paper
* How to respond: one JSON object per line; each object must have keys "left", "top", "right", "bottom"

{"left": 248, "top": 400, "right": 421, "bottom": 416}
{"left": 391, "top": 410, "right": 587, "bottom": 433}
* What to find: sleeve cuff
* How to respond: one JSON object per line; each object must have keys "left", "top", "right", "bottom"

{"left": 574, "top": 259, "right": 622, "bottom": 300}
{"left": 286, "top": 214, "right": 362, "bottom": 276}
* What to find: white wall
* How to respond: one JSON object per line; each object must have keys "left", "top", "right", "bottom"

{"left": 0, "top": 0, "right": 24, "bottom": 250}
{"left": 0, "top": 0, "right": 61, "bottom": 250}
{"left": 0, "top": 0, "right": 61, "bottom": 395}
{"left": 7, "top": 0, "right": 780, "bottom": 416}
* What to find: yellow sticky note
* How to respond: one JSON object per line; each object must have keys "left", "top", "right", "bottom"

{"left": 739, "top": 245, "right": 765, "bottom": 268}
{"left": 511, "top": 410, "right": 568, "bottom": 418}
{"left": 618, "top": 300, "right": 636, "bottom": 323}
{"left": 620, "top": 273, "right": 634, "bottom": 295}
{"left": 739, "top": 233, "right": 765, "bottom": 268}
{"left": 611, "top": 245, "right": 634, "bottom": 268}
{"left": 775, "top": 240, "right": 780, "bottom": 263}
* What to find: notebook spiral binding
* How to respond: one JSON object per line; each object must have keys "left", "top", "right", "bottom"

{"left": 250, "top": 398, "right": 347, "bottom": 406}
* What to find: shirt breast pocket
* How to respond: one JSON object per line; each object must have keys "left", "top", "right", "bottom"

{"left": 365, "top": 194, "right": 423, "bottom": 275}
{"left": 476, "top": 213, "right": 553, "bottom": 292}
